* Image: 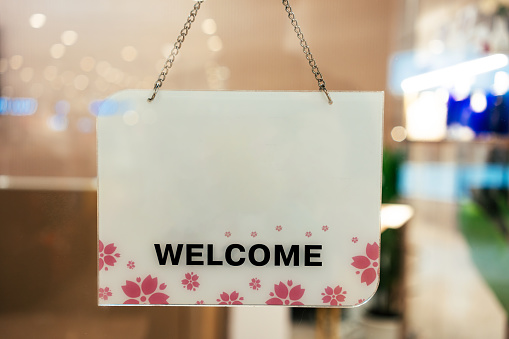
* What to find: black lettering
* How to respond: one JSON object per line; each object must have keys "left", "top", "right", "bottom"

{"left": 225, "top": 244, "right": 245, "bottom": 266}
{"left": 186, "top": 244, "right": 204, "bottom": 265}
{"left": 305, "top": 245, "right": 322, "bottom": 266}
{"left": 248, "top": 244, "right": 270, "bottom": 266}
{"left": 207, "top": 244, "right": 223, "bottom": 265}
{"left": 154, "top": 244, "right": 183, "bottom": 265}
{"left": 275, "top": 245, "right": 299, "bottom": 266}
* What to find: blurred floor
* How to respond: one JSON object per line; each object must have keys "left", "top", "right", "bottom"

{"left": 405, "top": 199, "right": 506, "bottom": 339}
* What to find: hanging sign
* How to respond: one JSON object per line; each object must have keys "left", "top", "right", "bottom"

{"left": 97, "top": 90, "right": 383, "bottom": 307}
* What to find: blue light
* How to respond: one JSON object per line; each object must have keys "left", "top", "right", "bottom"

{"left": 77, "top": 117, "right": 94, "bottom": 133}
{"left": 55, "top": 100, "right": 70, "bottom": 115}
{"left": 0, "top": 98, "right": 8, "bottom": 115}
{"left": 89, "top": 99, "right": 120, "bottom": 116}
{"left": 47, "top": 113, "right": 68, "bottom": 131}
{"left": 0, "top": 97, "right": 38, "bottom": 116}
{"left": 447, "top": 92, "right": 509, "bottom": 136}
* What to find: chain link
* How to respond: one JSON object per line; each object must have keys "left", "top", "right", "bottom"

{"left": 148, "top": 1, "right": 204, "bottom": 102}
{"left": 148, "top": 0, "right": 333, "bottom": 105}
{"left": 282, "top": 0, "right": 333, "bottom": 104}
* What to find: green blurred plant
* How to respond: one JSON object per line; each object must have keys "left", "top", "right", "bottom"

{"left": 479, "top": 0, "right": 509, "bottom": 17}
{"left": 459, "top": 189, "right": 509, "bottom": 316}
{"left": 382, "top": 148, "right": 404, "bottom": 204}
{"left": 369, "top": 148, "right": 405, "bottom": 317}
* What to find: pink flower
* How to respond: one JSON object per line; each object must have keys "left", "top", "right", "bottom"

{"left": 275, "top": 225, "right": 282, "bottom": 232}
{"left": 122, "top": 275, "right": 169, "bottom": 304}
{"left": 196, "top": 300, "right": 204, "bottom": 305}
{"left": 217, "top": 291, "right": 244, "bottom": 305}
{"left": 225, "top": 231, "right": 231, "bottom": 238}
{"left": 305, "top": 231, "right": 312, "bottom": 238}
{"left": 321, "top": 285, "right": 347, "bottom": 306}
{"left": 266, "top": 280, "right": 305, "bottom": 305}
{"left": 322, "top": 225, "right": 329, "bottom": 232}
{"left": 98, "top": 287, "right": 113, "bottom": 301}
{"left": 351, "top": 242, "right": 380, "bottom": 286}
{"left": 357, "top": 299, "right": 365, "bottom": 305}
{"left": 249, "top": 278, "right": 261, "bottom": 290}
{"left": 352, "top": 237, "right": 358, "bottom": 243}
{"left": 127, "top": 260, "right": 135, "bottom": 269}
{"left": 99, "top": 240, "right": 120, "bottom": 271}
{"left": 181, "top": 272, "right": 200, "bottom": 291}
{"left": 251, "top": 231, "right": 257, "bottom": 238}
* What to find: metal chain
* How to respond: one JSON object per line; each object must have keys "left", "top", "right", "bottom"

{"left": 148, "top": 1, "right": 204, "bottom": 102}
{"left": 282, "top": 0, "right": 333, "bottom": 104}
{"left": 148, "top": 0, "right": 333, "bottom": 105}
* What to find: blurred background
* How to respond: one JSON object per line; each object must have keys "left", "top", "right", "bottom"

{"left": 1, "top": 0, "right": 508, "bottom": 338}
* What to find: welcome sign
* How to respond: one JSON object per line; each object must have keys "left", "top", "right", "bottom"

{"left": 97, "top": 90, "right": 383, "bottom": 307}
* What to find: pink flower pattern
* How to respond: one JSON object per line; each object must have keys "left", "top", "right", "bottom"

{"left": 98, "top": 287, "right": 112, "bottom": 301}
{"left": 181, "top": 272, "right": 200, "bottom": 291}
{"left": 351, "top": 242, "right": 380, "bottom": 286}
{"left": 217, "top": 291, "right": 244, "bottom": 305}
{"left": 99, "top": 240, "right": 120, "bottom": 271}
{"left": 225, "top": 231, "right": 231, "bottom": 238}
{"left": 321, "top": 285, "right": 347, "bottom": 306}
{"left": 249, "top": 278, "right": 261, "bottom": 290}
{"left": 101, "top": 230, "right": 376, "bottom": 305}
{"left": 266, "top": 280, "right": 305, "bottom": 305}
{"left": 122, "top": 275, "right": 169, "bottom": 304}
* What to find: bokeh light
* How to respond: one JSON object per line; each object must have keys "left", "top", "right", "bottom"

{"left": 0, "top": 98, "right": 38, "bottom": 116}
{"left": 50, "top": 44, "right": 66, "bottom": 59}
{"left": 77, "top": 117, "right": 95, "bottom": 134}
{"left": 90, "top": 99, "right": 119, "bottom": 116}
{"left": 207, "top": 36, "right": 223, "bottom": 52}
{"left": 20, "top": 67, "right": 34, "bottom": 83}
{"left": 406, "top": 91, "right": 448, "bottom": 141}
{"left": 391, "top": 126, "right": 407, "bottom": 142}
{"left": 493, "top": 71, "right": 509, "bottom": 96}
{"left": 74, "top": 75, "right": 89, "bottom": 91}
{"left": 47, "top": 113, "right": 68, "bottom": 131}
{"left": 217, "top": 66, "right": 230, "bottom": 81}
{"left": 61, "top": 30, "right": 78, "bottom": 46}
{"left": 202, "top": 18, "right": 217, "bottom": 35}
{"left": 43, "top": 65, "right": 58, "bottom": 81}
{"left": 80, "top": 57, "right": 96, "bottom": 72}
{"left": 470, "top": 90, "right": 487, "bottom": 113}
{"left": 160, "top": 44, "right": 172, "bottom": 58}
{"left": 121, "top": 46, "right": 138, "bottom": 62}
{"left": 10, "top": 55, "right": 23, "bottom": 70}
{"left": 55, "top": 100, "right": 70, "bottom": 115}
{"left": 29, "top": 13, "right": 46, "bottom": 29}
{"left": 96, "top": 61, "right": 111, "bottom": 77}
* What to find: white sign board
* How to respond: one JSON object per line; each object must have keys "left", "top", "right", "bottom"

{"left": 98, "top": 90, "right": 383, "bottom": 307}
